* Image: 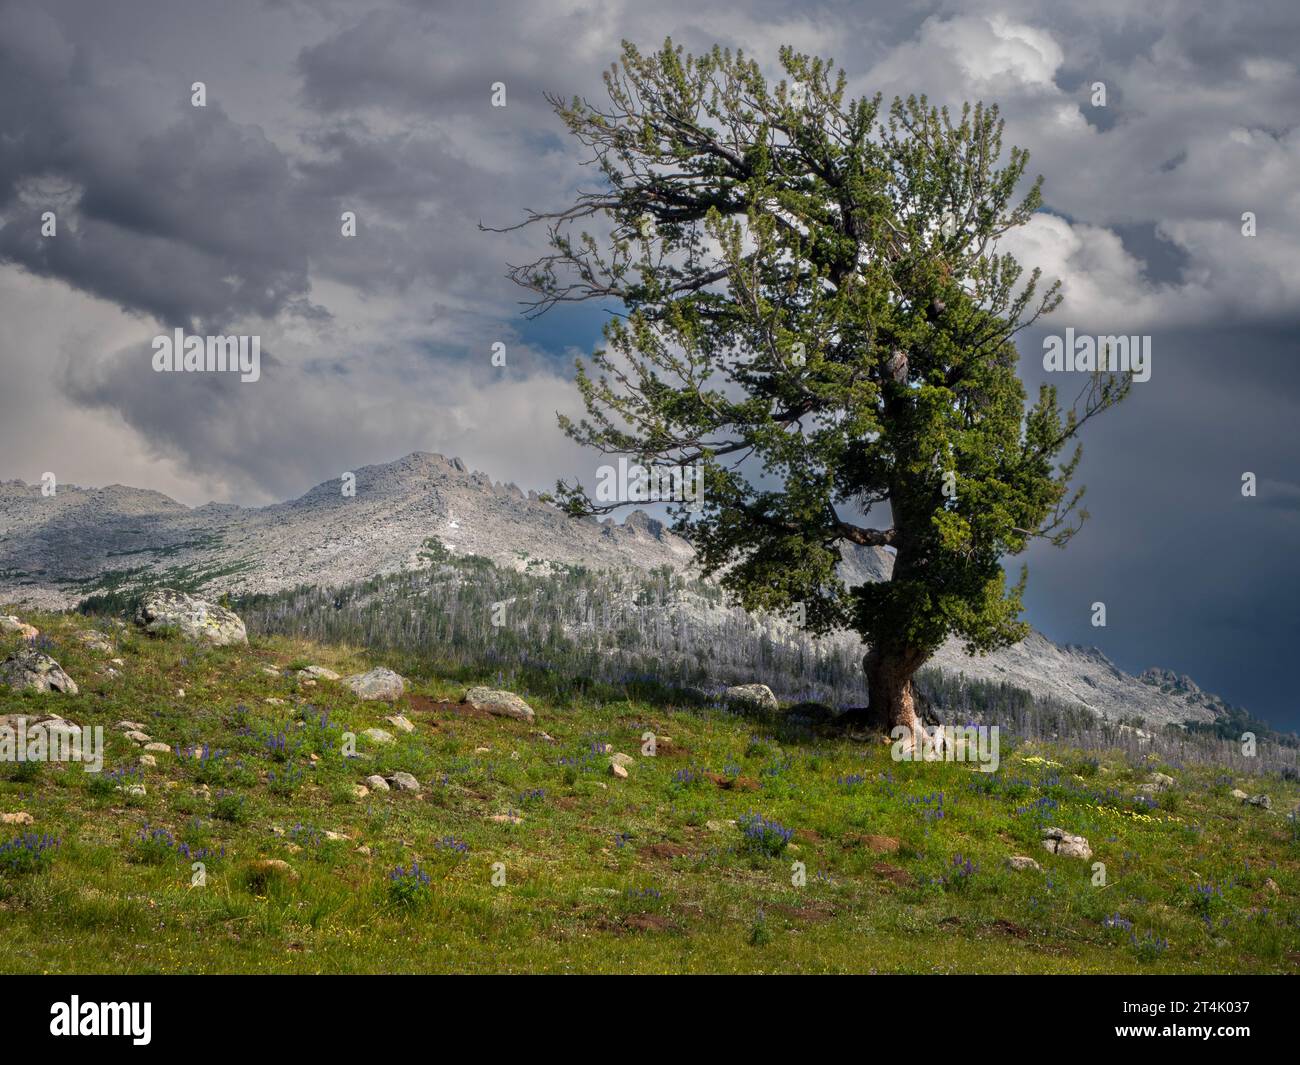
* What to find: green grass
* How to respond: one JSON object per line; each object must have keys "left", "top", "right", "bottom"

{"left": 1, "top": 608, "right": 1297, "bottom": 973}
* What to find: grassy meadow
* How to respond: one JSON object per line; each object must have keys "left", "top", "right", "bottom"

{"left": 1, "top": 608, "right": 1298, "bottom": 974}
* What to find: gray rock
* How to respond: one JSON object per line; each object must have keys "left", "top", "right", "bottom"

{"left": 344, "top": 667, "right": 406, "bottom": 702}
{"left": 361, "top": 728, "right": 395, "bottom": 745}
{"left": 464, "top": 686, "right": 535, "bottom": 722}
{"left": 0, "top": 651, "right": 79, "bottom": 695}
{"left": 385, "top": 714, "right": 415, "bottom": 734}
{"left": 1007, "top": 855, "right": 1042, "bottom": 871}
{"left": 1149, "top": 772, "right": 1175, "bottom": 791}
{"left": 723, "top": 683, "right": 779, "bottom": 712}
{"left": 297, "top": 665, "right": 340, "bottom": 681}
{"left": 135, "top": 589, "right": 247, "bottom": 646}
{"left": 387, "top": 771, "right": 420, "bottom": 791}
{"left": 1245, "top": 793, "right": 1272, "bottom": 810}
{"left": 75, "top": 630, "right": 114, "bottom": 653}
{"left": 611, "top": 752, "right": 635, "bottom": 768}
{"left": 123, "top": 730, "right": 152, "bottom": 744}
{"left": 1041, "top": 826, "right": 1092, "bottom": 860}
{"left": 364, "top": 774, "right": 390, "bottom": 792}
{"left": 1230, "top": 788, "right": 1249, "bottom": 800}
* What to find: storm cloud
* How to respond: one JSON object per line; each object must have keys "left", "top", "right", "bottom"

{"left": 0, "top": 0, "right": 1297, "bottom": 726}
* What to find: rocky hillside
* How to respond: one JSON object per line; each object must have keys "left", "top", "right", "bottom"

{"left": 0, "top": 452, "right": 1230, "bottom": 728}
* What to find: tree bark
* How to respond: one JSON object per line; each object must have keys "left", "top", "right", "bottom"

{"left": 864, "top": 646, "right": 925, "bottom": 738}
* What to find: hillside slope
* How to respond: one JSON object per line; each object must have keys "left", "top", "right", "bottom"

{"left": 0, "top": 609, "right": 1297, "bottom": 974}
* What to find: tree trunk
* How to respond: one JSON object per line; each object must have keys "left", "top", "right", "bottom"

{"left": 864, "top": 646, "right": 924, "bottom": 738}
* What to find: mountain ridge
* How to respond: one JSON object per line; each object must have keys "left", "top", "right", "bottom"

{"left": 0, "top": 450, "right": 1232, "bottom": 728}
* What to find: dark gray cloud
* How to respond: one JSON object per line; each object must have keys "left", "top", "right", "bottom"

{"left": 0, "top": 0, "right": 1297, "bottom": 726}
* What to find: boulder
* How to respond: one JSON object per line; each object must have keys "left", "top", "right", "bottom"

{"left": 1007, "top": 855, "right": 1042, "bottom": 872}
{"left": 364, "top": 774, "right": 390, "bottom": 792}
{"left": 388, "top": 771, "right": 420, "bottom": 792}
{"left": 343, "top": 667, "right": 406, "bottom": 702}
{"left": 135, "top": 589, "right": 247, "bottom": 646}
{"left": 361, "top": 728, "right": 395, "bottom": 745}
{"left": 0, "top": 651, "right": 79, "bottom": 694}
{"left": 74, "top": 631, "right": 114, "bottom": 653}
{"left": 463, "top": 687, "right": 535, "bottom": 722}
{"left": 1244, "top": 793, "right": 1272, "bottom": 810}
{"left": 297, "top": 665, "right": 340, "bottom": 681}
{"left": 1041, "top": 827, "right": 1092, "bottom": 860}
{"left": 0, "top": 616, "right": 39, "bottom": 639}
{"left": 723, "top": 684, "right": 779, "bottom": 713}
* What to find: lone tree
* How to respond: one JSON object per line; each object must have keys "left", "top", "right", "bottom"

{"left": 496, "top": 40, "right": 1129, "bottom": 735}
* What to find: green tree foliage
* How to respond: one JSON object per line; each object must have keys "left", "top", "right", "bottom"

{"left": 494, "top": 40, "right": 1129, "bottom": 729}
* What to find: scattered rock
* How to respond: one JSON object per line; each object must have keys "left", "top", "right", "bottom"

{"left": 344, "top": 667, "right": 406, "bottom": 702}
{"left": 139, "top": 754, "right": 157, "bottom": 767}
{"left": 705, "top": 819, "right": 736, "bottom": 832}
{"left": 135, "top": 589, "right": 247, "bottom": 646}
{"left": 1041, "top": 826, "right": 1092, "bottom": 859}
{"left": 0, "top": 812, "right": 34, "bottom": 825}
{"left": 364, "top": 774, "right": 390, "bottom": 792}
{"left": 352, "top": 784, "right": 369, "bottom": 799}
{"left": 0, "top": 616, "right": 39, "bottom": 639}
{"left": 611, "top": 752, "right": 635, "bottom": 768}
{"left": 1264, "top": 878, "right": 1280, "bottom": 895}
{"left": 361, "top": 728, "right": 395, "bottom": 745}
{"left": 116, "top": 784, "right": 147, "bottom": 798}
{"left": 0, "top": 651, "right": 79, "bottom": 695}
{"left": 1007, "top": 855, "right": 1042, "bottom": 872}
{"left": 261, "top": 667, "right": 282, "bottom": 677}
{"left": 722, "top": 683, "right": 779, "bottom": 713}
{"left": 1230, "top": 788, "right": 1249, "bottom": 800}
{"left": 123, "top": 730, "right": 152, "bottom": 744}
{"left": 387, "top": 771, "right": 420, "bottom": 791}
{"left": 1149, "top": 772, "right": 1175, "bottom": 791}
{"left": 115, "top": 720, "right": 147, "bottom": 732}
{"left": 1245, "top": 794, "right": 1272, "bottom": 810}
{"left": 74, "top": 630, "right": 114, "bottom": 653}
{"left": 488, "top": 813, "right": 524, "bottom": 825}
{"left": 610, "top": 762, "right": 629, "bottom": 779}
{"left": 385, "top": 714, "right": 415, "bottom": 734}
{"left": 143, "top": 742, "right": 170, "bottom": 753}
{"left": 264, "top": 697, "right": 286, "bottom": 706}
{"left": 463, "top": 686, "right": 535, "bottom": 722}
{"left": 297, "top": 665, "right": 340, "bottom": 681}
